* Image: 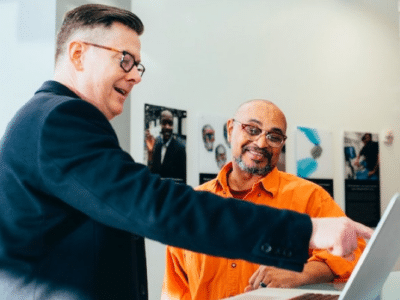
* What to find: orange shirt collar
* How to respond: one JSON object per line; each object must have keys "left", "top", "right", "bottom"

{"left": 215, "top": 162, "right": 280, "bottom": 197}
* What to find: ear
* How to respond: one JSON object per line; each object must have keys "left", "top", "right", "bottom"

{"left": 68, "top": 41, "right": 85, "bottom": 71}
{"left": 226, "top": 118, "right": 234, "bottom": 143}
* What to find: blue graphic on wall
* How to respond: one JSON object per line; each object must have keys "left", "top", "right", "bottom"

{"left": 296, "top": 126, "right": 333, "bottom": 179}
{"left": 297, "top": 127, "right": 321, "bottom": 178}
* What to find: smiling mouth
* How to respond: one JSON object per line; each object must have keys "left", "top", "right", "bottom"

{"left": 114, "top": 86, "right": 127, "bottom": 96}
{"left": 243, "top": 146, "right": 272, "bottom": 161}
{"left": 248, "top": 149, "right": 265, "bottom": 160}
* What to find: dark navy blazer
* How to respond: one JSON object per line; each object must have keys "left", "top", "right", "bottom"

{"left": 0, "top": 81, "right": 312, "bottom": 299}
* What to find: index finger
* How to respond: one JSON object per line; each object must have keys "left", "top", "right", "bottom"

{"left": 354, "top": 221, "right": 374, "bottom": 239}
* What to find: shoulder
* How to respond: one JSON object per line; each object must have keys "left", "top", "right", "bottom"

{"left": 7, "top": 87, "right": 110, "bottom": 146}
{"left": 278, "top": 171, "right": 344, "bottom": 216}
{"left": 172, "top": 136, "right": 186, "bottom": 149}
{"left": 278, "top": 171, "right": 323, "bottom": 190}
{"left": 38, "top": 99, "right": 118, "bottom": 160}
{"left": 277, "top": 171, "right": 334, "bottom": 201}
{"left": 41, "top": 98, "right": 115, "bottom": 140}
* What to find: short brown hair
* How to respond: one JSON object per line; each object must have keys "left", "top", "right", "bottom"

{"left": 55, "top": 4, "right": 144, "bottom": 63}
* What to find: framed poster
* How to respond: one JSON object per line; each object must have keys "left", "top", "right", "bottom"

{"left": 198, "top": 114, "right": 231, "bottom": 185}
{"left": 144, "top": 104, "right": 187, "bottom": 184}
{"left": 296, "top": 126, "right": 334, "bottom": 197}
{"left": 344, "top": 131, "right": 380, "bottom": 227}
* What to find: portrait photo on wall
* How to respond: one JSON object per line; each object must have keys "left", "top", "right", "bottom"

{"left": 198, "top": 114, "right": 231, "bottom": 185}
{"left": 296, "top": 126, "right": 334, "bottom": 197}
{"left": 344, "top": 131, "right": 380, "bottom": 227}
{"left": 144, "top": 104, "right": 187, "bottom": 184}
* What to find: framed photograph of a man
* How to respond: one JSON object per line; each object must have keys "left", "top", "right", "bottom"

{"left": 144, "top": 104, "right": 187, "bottom": 184}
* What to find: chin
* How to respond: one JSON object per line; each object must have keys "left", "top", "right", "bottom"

{"left": 112, "top": 104, "right": 124, "bottom": 116}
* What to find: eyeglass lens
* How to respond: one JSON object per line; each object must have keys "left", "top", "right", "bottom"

{"left": 243, "top": 125, "right": 284, "bottom": 147}
{"left": 121, "top": 52, "right": 145, "bottom": 76}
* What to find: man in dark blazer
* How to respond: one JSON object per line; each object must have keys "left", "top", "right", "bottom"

{"left": 0, "top": 4, "right": 373, "bottom": 300}
{"left": 147, "top": 110, "right": 187, "bottom": 184}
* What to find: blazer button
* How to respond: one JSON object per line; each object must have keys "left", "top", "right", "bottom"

{"left": 261, "top": 243, "right": 272, "bottom": 253}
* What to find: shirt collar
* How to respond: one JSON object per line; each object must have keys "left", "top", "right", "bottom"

{"left": 215, "top": 162, "right": 280, "bottom": 197}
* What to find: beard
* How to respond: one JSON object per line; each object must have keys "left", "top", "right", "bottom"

{"left": 234, "top": 145, "right": 274, "bottom": 176}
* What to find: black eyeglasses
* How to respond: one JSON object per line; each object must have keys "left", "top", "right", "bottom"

{"left": 82, "top": 42, "right": 145, "bottom": 77}
{"left": 233, "top": 119, "right": 287, "bottom": 148}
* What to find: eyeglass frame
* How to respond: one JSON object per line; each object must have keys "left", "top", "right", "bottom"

{"left": 232, "top": 119, "right": 287, "bottom": 147}
{"left": 82, "top": 41, "right": 145, "bottom": 77}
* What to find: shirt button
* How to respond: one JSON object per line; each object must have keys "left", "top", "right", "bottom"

{"left": 261, "top": 243, "right": 272, "bottom": 253}
{"left": 258, "top": 193, "right": 261, "bottom": 197}
{"left": 223, "top": 191, "right": 226, "bottom": 194}
{"left": 231, "top": 263, "right": 236, "bottom": 268}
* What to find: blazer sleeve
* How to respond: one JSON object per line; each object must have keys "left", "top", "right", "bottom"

{"left": 39, "top": 100, "right": 312, "bottom": 271}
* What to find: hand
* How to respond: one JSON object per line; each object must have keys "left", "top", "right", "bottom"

{"left": 310, "top": 217, "right": 373, "bottom": 257}
{"left": 244, "top": 260, "right": 334, "bottom": 292}
{"left": 244, "top": 265, "right": 302, "bottom": 292}
{"left": 145, "top": 129, "right": 155, "bottom": 153}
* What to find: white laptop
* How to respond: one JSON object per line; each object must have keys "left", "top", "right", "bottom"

{"left": 227, "top": 193, "right": 400, "bottom": 300}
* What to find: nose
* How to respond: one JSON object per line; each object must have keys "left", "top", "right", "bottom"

{"left": 254, "top": 134, "right": 270, "bottom": 149}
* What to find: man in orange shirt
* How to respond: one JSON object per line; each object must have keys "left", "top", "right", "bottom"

{"left": 161, "top": 99, "right": 366, "bottom": 300}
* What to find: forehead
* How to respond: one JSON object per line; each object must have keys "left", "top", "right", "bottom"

{"left": 103, "top": 22, "right": 142, "bottom": 60}
{"left": 161, "top": 111, "right": 173, "bottom": 120}
{"left": 237, "top": 101, "right": 286, "bottom": 131}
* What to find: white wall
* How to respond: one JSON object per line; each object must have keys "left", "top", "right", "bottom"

{"left": 0, "top": 0, "right": 56, "bottom": 133}
{"left": 129, "top": 1, "right": 400, "bottom": 299}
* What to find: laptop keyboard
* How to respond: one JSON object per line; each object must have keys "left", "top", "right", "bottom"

{"left": 289, "top": 293, "right": 339, "bottom": 300}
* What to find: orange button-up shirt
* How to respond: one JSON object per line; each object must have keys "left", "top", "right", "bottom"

{"left": 162, "top": 163, "right": 366, "bottom": 300}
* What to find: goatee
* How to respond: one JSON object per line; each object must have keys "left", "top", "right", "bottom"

{"left": 234, "top": 145, "right": 274, "bottom": 176}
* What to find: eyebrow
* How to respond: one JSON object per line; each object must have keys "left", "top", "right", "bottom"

{"left": 246, "top": 119, "right": 286, "bottom": 135}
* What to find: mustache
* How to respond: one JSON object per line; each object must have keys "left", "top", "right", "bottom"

{"left": 242, "top": 145, "right": 273, "bottom": 160}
